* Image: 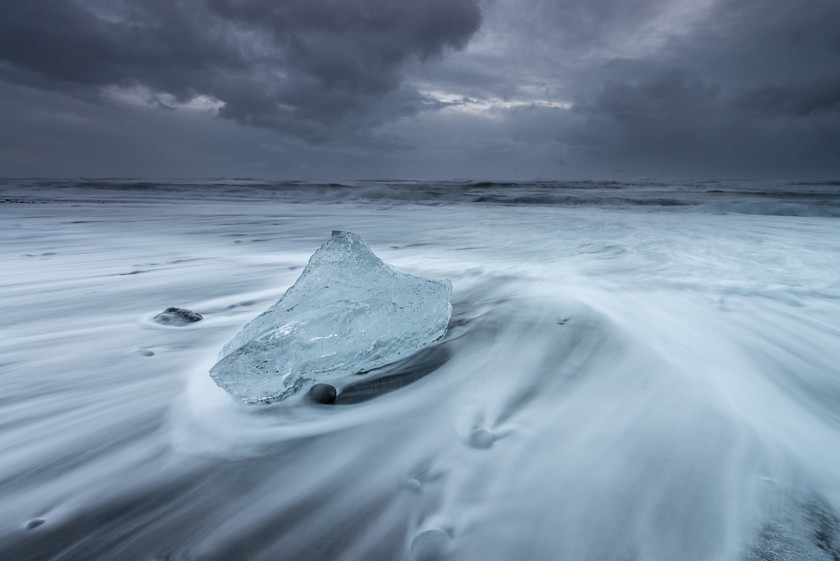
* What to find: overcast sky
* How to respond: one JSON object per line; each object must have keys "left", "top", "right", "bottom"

{"left": 1, "top": 0, "right": 839, "bottom": 179}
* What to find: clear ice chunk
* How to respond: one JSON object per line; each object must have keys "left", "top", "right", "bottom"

{"left": 210, "top": 231, "right": 452, "bottom": 403}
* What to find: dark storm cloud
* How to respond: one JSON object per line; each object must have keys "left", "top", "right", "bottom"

{"left": 440, "top": 0, "right": 840, "bottom": 177}
{"left": 523, "top": 0, "right": 667, "bottom": 47}
{"left": 207, "top": 0, "right": 479, "bottom": 83}
{"left": 0, "top": 2, "right": 235, "bottom": 94}
{"left": 582, "top": 72, "right": 720, "bottom": 123}
{"left": 0, "top": 0, "right": 480, "bottom": 142}
{"left": 736, "top": 77, "right": 840, "bottom": 118}
{"left": 2, "top": 0, "right": 840, "bottom": 178}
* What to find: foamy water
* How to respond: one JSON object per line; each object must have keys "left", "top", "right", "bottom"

{"left": 1, "top": 179, "right": 839, "bottom": 560}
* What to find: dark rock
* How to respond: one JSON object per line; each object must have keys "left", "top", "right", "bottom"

{"left": 154, "top": 307, "right": 203, "bottom": 326}
{"left": 410, "top": 529, "right": 450, "bottom": 561}
{"left": 26, "top": 519, "right": 45, "bottom": 530}
{"left": 309, "top": 383, "right": 337, "bottom": 404}
{"left": 469, "top": 428, "right": 494, "bottom": 449}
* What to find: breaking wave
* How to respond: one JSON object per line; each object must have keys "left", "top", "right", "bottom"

{"left": 4, "top": 178, "right": 839, "bottom": 217}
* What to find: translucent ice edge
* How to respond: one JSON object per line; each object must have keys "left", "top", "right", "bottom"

{"left": 210, "top": 231, "right": 452, "bottom": 403}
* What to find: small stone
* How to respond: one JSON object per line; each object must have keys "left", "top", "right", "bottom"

{"left": 26, "top": 518, "right": 45, "bottom": 530}
{"left": 153, "top": 307, "right": 203, "bottom": 326}
{"left": 469, "top": 428, "right": 494, "bottom": 449}
{"left": 309, "top": 383, "right": 337, "bottom": 404}
{"left": 139, "top": 348, "right": 155, "bottom": 357}
{"left": 410, "top": 529, "right": 450, "bottom": 561}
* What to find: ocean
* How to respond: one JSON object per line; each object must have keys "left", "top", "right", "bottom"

{"left": 1, "top": 178, "right": 839, "bottom": 560}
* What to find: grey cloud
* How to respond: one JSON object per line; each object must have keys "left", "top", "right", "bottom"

{"left": 561, "top": 73, "right": 725, "bottom": 171}
{"left": 205, "top": 0, "right": 481, "bottom": 140}
{"left": 539, "top": 57, "right": 834, "bottom": 177}
{"left": 481, "top": 0, "right": 840, "bottom": 176}
{"left": 736, "top": 77, "right": 840, "bottom": 117}
{"left": 581, "top": 72, "right": 720, "bottom": 123}
{"left": 2, "top": 0, "right": 840, "bottom": 178}
{"left": 0, "top": 2, "right": 236, "bottom": 94}
{"left": 480, "top": 0, "right": 674, "bottom": 60}
{"left": 0, "top": 0, "right": 481, "bottom": 142}
{"left": 527, "top": 0, "right": 666, "bottom": 44}
{"left": 207, "top": 0, "right": 479, "bottom": 85}
{"left": 651, "top": 0, "right": 840, "bottom": 87}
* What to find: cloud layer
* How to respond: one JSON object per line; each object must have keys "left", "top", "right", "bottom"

{"left": 1, "top": 0, "right": 838, "bottom": 178}
{"left": 1, "top": 0, "right": 481, "bottom": 142}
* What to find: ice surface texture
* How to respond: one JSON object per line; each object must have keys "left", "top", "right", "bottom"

{"left": 210, "top": 231, "right": 452, "bottom": 403}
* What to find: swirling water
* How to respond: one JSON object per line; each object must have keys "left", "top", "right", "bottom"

{"left": 1, "top": 179, "right": 840, "bottom": 560}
